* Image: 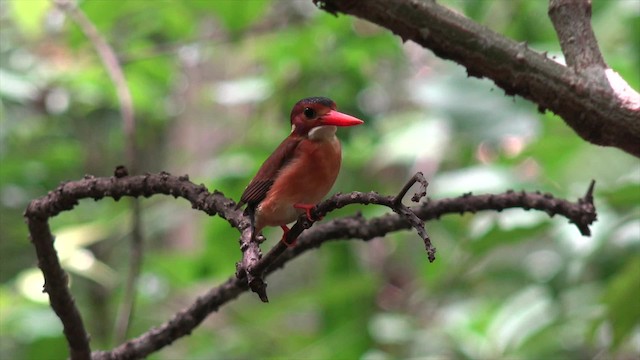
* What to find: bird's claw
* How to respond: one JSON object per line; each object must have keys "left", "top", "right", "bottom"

{"left": 293, "top": 203, "right": 323, "bottom": 222}
{"left": 279, "top": 225, "right": 296, "bottom": 247}
{"left": 277, "top": 204, "right": 322, "bottom": 248}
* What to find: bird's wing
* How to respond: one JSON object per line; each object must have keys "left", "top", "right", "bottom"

{"left": 237, "top": 136, "right": 302, "bottom": 209}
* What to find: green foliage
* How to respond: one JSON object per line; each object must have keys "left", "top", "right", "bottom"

{"left": 599, "top": 256, "right": 640, "bottom": 348}
{"left": 1, "top": 0, "right": 638, "bottom": 359}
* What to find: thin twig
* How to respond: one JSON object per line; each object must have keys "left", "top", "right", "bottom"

{"left": 393, "top": 171, "right": 428, "bottom": 205}
{"left": 56, "top": 0, "right": 142, "bottom": 343}
{"left": 113, "top": 198, "right": 143, "bottom": 342}
{"left": 58, "top": 1, "right": 136, "bottom": 162}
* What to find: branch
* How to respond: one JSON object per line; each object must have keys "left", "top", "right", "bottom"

{"left": 267, "top": 181, "right": 598, "bottom": 274}
{"left": 313, "top": 0, "right": 640, "bottom": 157}
{"left": 26, "top": 217, "right": 91, "bottom": 360}
{"left": 24, "top": 172, "right": 597, "bottom": 359}
{"left": 548, "top": 0, "right": 605, "bottom": 71}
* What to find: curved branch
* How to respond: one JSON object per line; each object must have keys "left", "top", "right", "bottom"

{"left": 24, "top": 172, "right": 597, "bottom": 359}
{"left": 313, "top": 0, "right": 640, "bottom": 157}
{"left": 26, "top": 218, "right": 91, "bottom": 360}
{"left": 24, "top": 172, "right": 246, "bottom": 360}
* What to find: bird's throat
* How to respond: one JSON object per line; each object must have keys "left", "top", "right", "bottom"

{"left": 308, "top": 125, "right": 337, "bottom": 141}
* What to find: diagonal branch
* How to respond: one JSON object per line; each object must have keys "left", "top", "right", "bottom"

{"left": 24, "top": 171, "right": 597, "bottom": 359}
{"left": 312, "top": 0, "right": 640, "bottom": 157}
{"left": 548, "top": 0, "right": 605, "bottom": 71}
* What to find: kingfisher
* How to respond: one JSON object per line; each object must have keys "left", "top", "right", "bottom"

{"left": 237, "top": 97, "right": 364, "bottom": 246}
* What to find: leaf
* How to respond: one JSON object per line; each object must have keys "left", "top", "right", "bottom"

{"left": 200, "top": 0, "right": 269, "bottom": 33}
{"left": 601, "top": 183, "right": 640, "bottom": 210}
{"left": 8, "top": 0, "right": 51, "bottom": 38}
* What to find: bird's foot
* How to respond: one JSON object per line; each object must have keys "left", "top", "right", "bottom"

{"left": 279, "top": 225, "right": 296, "bottom": 247}
{"left": 293, "top": 203, "right": 323, "bottom": 222}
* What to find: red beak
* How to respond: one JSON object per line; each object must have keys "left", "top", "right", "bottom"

{"left": 320, "top": 110, "right": 364, "bottom": 127}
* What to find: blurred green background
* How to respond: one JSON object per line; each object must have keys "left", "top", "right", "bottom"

{"left": 1, "top": 0, "right": 638, "bottom": 359}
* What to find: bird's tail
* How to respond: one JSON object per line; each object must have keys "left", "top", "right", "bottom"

{"left": 245, "top": 205, "right": 257, "bottom": 242}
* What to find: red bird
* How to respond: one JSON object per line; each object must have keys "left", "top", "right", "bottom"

{"left": 237, "top": 97, "right": 364, "bottom": 245}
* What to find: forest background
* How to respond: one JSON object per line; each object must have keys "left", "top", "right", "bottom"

{"left": 1, "top": 0, "right": 639, "bottom": 359}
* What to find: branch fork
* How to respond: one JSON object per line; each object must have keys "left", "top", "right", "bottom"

{"left": 236, "top": 172, "right": 434, "bottom": 302}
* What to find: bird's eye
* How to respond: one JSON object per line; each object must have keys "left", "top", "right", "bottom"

{"left": 303, "top": 107, "right": 316, "bottom": 119}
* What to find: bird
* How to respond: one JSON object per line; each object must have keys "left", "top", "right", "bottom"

{"left": 236, "top": 96, "right": 364, "bottom": 246}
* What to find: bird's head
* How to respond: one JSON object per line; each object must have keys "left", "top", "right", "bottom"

{"left": 289, "top": 97, "right": 363, "bottom": 139}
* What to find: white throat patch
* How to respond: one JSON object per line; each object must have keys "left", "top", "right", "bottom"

{"left": 308, "top": 125, "right": 337, "bottom": 141}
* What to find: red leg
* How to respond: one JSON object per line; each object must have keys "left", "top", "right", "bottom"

{"left": 279, "top": 225, "right": 296, "bottom": 247}
{"left": 293, "top": 203, "right": 323, "bottom": 222}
